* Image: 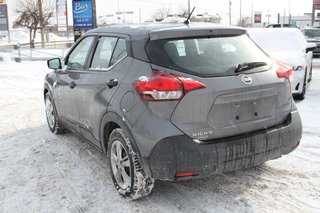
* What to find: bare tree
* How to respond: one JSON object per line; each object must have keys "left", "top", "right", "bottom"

{"left": 237, "top": 16, "right": 251, "bottom": 27}
{"left": 151, "top": 6, "right": 171, "bottom": 21}
{"left": 13, "top": 0, "right": 54, "bottom": 48}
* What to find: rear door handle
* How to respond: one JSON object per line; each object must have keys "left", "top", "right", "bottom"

{"left": 70, "top": 81, "right": 76, "bottom": 89}
{"left": 106, "top": 79, "right": 118, "bottom": 88}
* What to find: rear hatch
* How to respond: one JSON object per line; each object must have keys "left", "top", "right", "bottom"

{"left": 145, "top": 26, "right": 292, "bottom": 141}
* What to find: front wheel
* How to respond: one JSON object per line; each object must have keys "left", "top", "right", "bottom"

{"left": 45, "top": 93, "right": 66, "bottom": 134}
{"left": 108, "top": 128, "right": 154, "bottom": 200}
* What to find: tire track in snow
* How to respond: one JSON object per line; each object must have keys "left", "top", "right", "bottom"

{"left": 41, "top": 137, "right": 88, "bottom": 213}
{"left": 148, "top": 181, "right": 205, "bottom": 213}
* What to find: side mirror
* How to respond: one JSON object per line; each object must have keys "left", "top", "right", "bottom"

{"left": 47, "top": 58, "right": 61, "bottom": 70}
{"left": 306, "top": 42, "right": 317, "bottom": 53}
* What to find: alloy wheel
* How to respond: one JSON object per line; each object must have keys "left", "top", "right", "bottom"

{"left": 110, "top": 140, "right": 131, "bottom": 189}
{"left": 45, "top": 98, "right": 55, "bottom": 129}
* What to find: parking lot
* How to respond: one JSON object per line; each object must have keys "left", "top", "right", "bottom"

{"left": 0, "top": 58, "right": 319, "bottom": 212}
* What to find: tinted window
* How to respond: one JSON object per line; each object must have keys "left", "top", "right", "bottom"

{"left": 146, "top": 35, "right": 270, "bottom": 77}
{"left": 67, "top": 36, "right": 94, "bottom": 70}
{"left": 110, "top": 39, "right": 127, "bottom": 66}
{"left": 90, "top": 37, "right": 118, "bottom": 70}
{"left": 303, "top": 29, "right": 320, "bottom": 38}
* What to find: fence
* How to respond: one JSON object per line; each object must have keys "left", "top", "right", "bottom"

{"left": 0, "top": 41, "right": 72, "bottom": 62}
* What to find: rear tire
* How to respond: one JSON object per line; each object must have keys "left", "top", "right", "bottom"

{"left": 45, "top": 93, "right": 67, "bottom": 134}
{"left": 308, "top": 65, "right": 312, "bottom": 82}
{"left": 295, "top": 71, "right": 307, "bottom": 100}
{"left": 108, "top": 128, "right": 154, "bottom": 200}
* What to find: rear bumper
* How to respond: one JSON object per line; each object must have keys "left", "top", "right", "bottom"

{"left": 149, "top": 111, "right": 302, "bottom": 181}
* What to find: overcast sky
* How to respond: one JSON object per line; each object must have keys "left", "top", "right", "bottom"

{"left": 6, "top": 0, "right": 314, "bottom": 27}
{"left": 93, "top": 0, "right": 314, "bottom": 24}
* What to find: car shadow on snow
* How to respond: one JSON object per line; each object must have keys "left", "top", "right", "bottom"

{"left": 0, "top": 125, "right": 269, "bottom": 212}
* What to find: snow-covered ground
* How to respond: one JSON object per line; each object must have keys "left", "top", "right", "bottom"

{"left": 0, "top": 55, "right": 320, "bottom": 212}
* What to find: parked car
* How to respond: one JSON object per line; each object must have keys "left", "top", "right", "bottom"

{"left": 44, "top": 24, "right": 302, "bottom": 199}
{"left": 248, "top": 28, "right": 316, "bottom": 100}
{"left": 265, "top": 23, "right": 292, "bottom": 28}
{"left": 302, "top": 27, "right": 320, "bottom": 58}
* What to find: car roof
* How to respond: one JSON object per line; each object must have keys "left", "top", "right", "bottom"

{"left": 87, "top": 23, "right": 246, "bottom": 41}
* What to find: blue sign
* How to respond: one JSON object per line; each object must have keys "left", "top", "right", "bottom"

{"left": 0, "top": 4, "right": 8, "bottom": 31}
{"left": 72, "top": 0, "right": 93, "bottom": 29}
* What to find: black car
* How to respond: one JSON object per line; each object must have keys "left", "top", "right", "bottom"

{"left": 302, "top": 27, "right": 320, "bottom": 58}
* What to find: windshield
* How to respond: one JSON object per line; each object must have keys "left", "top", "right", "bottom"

{"left": 303, "top": 29, "right": 320, "bottom": 39}
{"left": 146, "top": 35, "right": 270, "bottom": 77}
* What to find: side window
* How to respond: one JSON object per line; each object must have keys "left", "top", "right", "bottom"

{"left": 67, "top": 36, "right": 94, "bottom": 70}
{"left": 110, "top": 39, "right": 127, "bottom": 66}
{"left": 90, "top": 37, "right": 118, "bottom": 70}
{"left": 169, "top": 40, "right": 186, "bottom": 56}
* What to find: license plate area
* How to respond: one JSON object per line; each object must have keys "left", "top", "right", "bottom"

{"left": 216, "top": 131, "right": 281, "bottom": 172}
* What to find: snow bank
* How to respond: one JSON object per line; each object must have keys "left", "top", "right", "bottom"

{"left": 0, "top": 53, "right": 12, "bottom": 64}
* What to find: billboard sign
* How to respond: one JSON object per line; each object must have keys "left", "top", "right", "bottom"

{"left": 72, "top": 0, "right": 94, "bottom": 29}
{"left": 254, "top": 12, "right": 262, "bottom": 24}
{"left": 57, "top": 0, "right": 68, "bottom": 33}
{"left": 0, "top": 4, "right": 8, "bottom": 31}
{"left": 314, "top": 0, "right": 320, "bottom": 10}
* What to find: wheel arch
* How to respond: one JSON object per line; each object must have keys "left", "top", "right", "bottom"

{"left": 43, "top": 82, "right": 53, "bottom": 101}
{"left": 100, "top": 112, "right": 140, "bottom": 156}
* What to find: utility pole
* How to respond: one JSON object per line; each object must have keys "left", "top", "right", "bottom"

{"left": 188, "top": 0, "right": 190, "bottom": 15}
{"left": 117, "top": 0, "right": 120, "bottom": 23}
{"left": 266, "top": 9, "right": 271, "bottom": 25}
{"left": 251, "top": 3, "right": 254, "bottom": 26}
{"left": 229, "top": 0, "right": 232, "bottom": 25}
{"left": 288, "top": 0, "right": 291, "bottom": 24}
{"left": 312, "top": 1, "right": 315, "bottom": 26}
{"left": 239, "top": 0, "right": 242, "bottom": 26}
{"left": 38, "top": 0, "right": 45, "bottom": 48}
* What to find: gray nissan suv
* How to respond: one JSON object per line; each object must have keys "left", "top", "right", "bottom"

{"left": 44, "top": 24, "right": 302, "bottom": 200}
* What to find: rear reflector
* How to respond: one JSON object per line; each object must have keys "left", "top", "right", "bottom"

{"left": 175, "top": 172, "right": 194, "bottom": 177}
{"left": 133, "top": 70, "right": 206, "bottom": 101}
{"left": 291, "top": 141, "right": 300, "bottom": 149}
{"left": 276, "top": 62, "right": 293, "bottom": 82}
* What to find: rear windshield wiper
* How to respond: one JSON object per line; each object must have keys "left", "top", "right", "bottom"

{"left": 234, "top": 62, "right": 268, "bottom": 73}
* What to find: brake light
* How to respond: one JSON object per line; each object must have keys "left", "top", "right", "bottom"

{"left": 133, "top": 70, "right": 206, "bottom": 101}
{"left": 175, "top": 172, "right": 194, "bottom": 177}
{"left": 276, "top": 62, "right": 293, "bottom": 82}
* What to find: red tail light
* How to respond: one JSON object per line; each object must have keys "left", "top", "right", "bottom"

{"left": 175, "top": 172, "right": 194, "bottom": 177}
{"left": 276, "top": 62, "right": 293, "bottom": 82}
{"left": 133, "top": 70, "right": 206, "bottom": 101}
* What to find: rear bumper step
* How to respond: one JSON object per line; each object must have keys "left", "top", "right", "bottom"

{"left": 149, "top": 111, "right": 302, "bottom": 181}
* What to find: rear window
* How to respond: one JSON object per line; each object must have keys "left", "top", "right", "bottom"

{"left": 146, "top": 35, "right": 270, "bottom": 77}
{"left": 303, "top": 29, "right": 320, "bottom": 39}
